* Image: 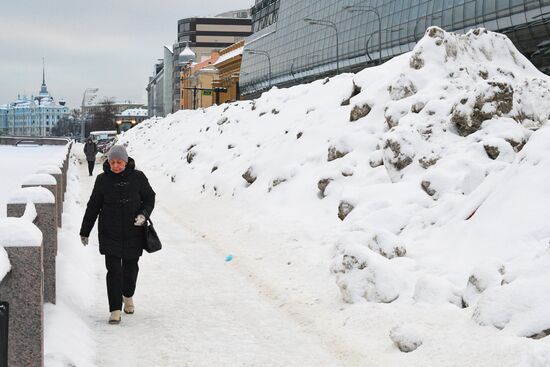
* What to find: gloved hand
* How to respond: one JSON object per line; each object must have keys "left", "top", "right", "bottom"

{"left": 81, "top": 236, "right": 88, "bottom": 246}
{"left": 134, "top": 214, "right": 146, "bottom": 226}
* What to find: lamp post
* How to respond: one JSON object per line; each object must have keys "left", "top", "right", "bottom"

{"left": 80, "top": 87, "right": 98, "bottom": 141}
{"left": 366, "top": 27, "right": 402, "bottom": 62}
{"left": 245, "top": 49, "right": 272, "bottom": 90}
{"left": 303, "top": 17, "right": 340, "bottom": 74}
{"left": 414, "top": 15, "right": 442, "bottom": 43}
{"left": 343, "top": 5, "right": 382, "bottom": 65}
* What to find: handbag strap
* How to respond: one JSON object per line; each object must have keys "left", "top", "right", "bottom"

{"left": 142, "top": 209, "right": 153, "bottom": 225}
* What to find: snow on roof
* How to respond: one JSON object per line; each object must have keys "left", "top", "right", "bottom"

{"left": 0, "top": 217, "right": 42, "bottom": 247}
{"left": 214, "top": 46, "right": 244, "bottom": 66}
{"left": 89, "top": 130, "right": 117, "bottom": 135}
{"left": 8, "top": 187, "right": 55, "bottom": 204}
{"left": 120, "top": 108, "right": 148, "bottom": 117}
{"left": 180, "top": 44, "right": 196, "bottom": 57}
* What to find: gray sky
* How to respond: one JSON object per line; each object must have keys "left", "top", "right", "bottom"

{"left": 0, "top": 0, "right": 253, "bottom": 109}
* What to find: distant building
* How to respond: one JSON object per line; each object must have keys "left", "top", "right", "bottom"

{"left": 146, "top": 46, "right": 174, "bottom": 117}
{"left": 179, "top": 39, "right": 247, "bottom": 110}
{"left": 0, "top": 65, "right": 68, "bottom": 136}
{"left": 172, "top": 10, "right": 252, "bottom": 112}
{"left": 0, "top": 106, "right": 7, "bottom": 135}
{"left": 212, "top": 40, "right": 246, "bottom": 103}
{"left": 115, "top": 108, "right": 149, "bottom": 132}
{"left": 180, "top": 51, "right": 220, "bottom": 110}
{"left": 147, "top": 59, "right": 165, "bottom": 117}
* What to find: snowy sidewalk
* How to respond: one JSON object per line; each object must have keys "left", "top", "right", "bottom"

{"left": 78, "top": 160, "right": 345, "bottom": 367}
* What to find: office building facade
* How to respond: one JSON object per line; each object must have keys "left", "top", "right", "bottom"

{"left": 251, "top": 0, "right": 281, "bottom": 33}
{"left": 172, "top": 11, "right": 252, "bottom": 111}
{"left": 240, "top": 0, "right": 550, "bottom": 97}
{"left": 146, "top": 46, "right": 174, "bottom": 117}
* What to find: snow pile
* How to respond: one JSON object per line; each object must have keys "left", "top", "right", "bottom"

{"left": 8, "top": 187, "right": 55, "bottom": 204}
{"left": 389, "top": 323, "right": 423, "bottom": 353}
{"left": 22, "top": 173, "right": 57, "bottom": 186}
{"left": 120, "top": 28, "right": 550, "bottom": 339}
{"left": 0, "top": 216, "right": 42, "bottom": 247}
{"left": 0, "top": 209, "right": 41, "bottom": 282}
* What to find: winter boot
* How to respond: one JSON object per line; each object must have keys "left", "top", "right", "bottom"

{"left": 123, "top": 296, "right": 134, "bottom": 314}
{"left": 109, "top": 310, "right": 121, "bottom": 324}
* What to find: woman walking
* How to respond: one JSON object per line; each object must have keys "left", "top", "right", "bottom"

{"left": 83, "top": 137, "right": 98, "bottom": 176}
{"left": 79, "top": 145, "right": 155, "bottom": 324}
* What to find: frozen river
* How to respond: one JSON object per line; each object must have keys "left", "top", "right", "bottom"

{"left": 0, "top": 144, "right": 67, "bottom": 217}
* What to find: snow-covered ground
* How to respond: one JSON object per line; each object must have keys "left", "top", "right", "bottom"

{"left": 117, "top": 27, "right": 550, "bottom": 365}
{"left": 6, "top": 27, "right": 550, "bottom": 366}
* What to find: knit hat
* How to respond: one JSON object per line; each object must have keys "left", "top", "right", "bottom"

{"left": 107, "top": 145, "right": 128, "bottom": 162}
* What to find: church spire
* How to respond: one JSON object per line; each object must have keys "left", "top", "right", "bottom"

{"left": 39, "top": 57, "right": 49, "bottom": 97}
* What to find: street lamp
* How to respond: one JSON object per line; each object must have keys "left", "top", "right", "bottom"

{"left": 366, "top": 28, "right": 402, "bottom": 62}
{"left": 245, "top": 49, "right": 272, "bottom": 90}
{"left": 290, "top": 54, "right": 319, "bottom": 80}
{"left": 81, "top": 87, "right": 98, "bottom": 141}
{"left": 303, "top": 17, "right": 340, "bottom": 74}
{"left": 343, "top": 5, "right": 382, "bottom": 65}
{"left": 414, "top": 15, "right": 442, "bottom": 43}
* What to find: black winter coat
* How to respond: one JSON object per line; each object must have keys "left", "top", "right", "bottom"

{"left": 83, "top": 141, "right": 98, "bottom": 161}
{"left": 80, "top": 157, "right": 155, "bottom": 258}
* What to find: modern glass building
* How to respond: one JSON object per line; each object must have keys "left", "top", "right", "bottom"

{"left": 240, "top": 0, "right": 550, "bottom": 97}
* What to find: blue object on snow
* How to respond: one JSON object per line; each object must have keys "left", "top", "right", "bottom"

{"left": 225, "top": 254, "right": 233, "bottom": 262}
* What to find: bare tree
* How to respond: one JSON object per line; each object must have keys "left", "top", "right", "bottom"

{"left": 51, "top": 109, "right": 82, "bottom": 137}
{"left": 91, "top": 98, "right": 116, "bottom": 131}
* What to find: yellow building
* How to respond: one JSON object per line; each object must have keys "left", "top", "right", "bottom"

{"left": 180, "top": 40, "right": 246, "bottom": 110}
{"left": 180, "top": 52, "right": 220, "bottom": 110}
{"left": 212, "top": 40, "right": 245, "bottom": 103}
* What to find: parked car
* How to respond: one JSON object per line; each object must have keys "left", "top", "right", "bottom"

{"left": 89, "top": 130, "right": 117, "bottom": 154}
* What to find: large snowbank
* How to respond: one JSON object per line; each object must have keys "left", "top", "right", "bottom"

{"left": 120, "top": 27, "right": 550, "bottom": 341}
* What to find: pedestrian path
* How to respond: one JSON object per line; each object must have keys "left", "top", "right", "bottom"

{"left": 78, "top": 161, "right": 345, "bottom": 367}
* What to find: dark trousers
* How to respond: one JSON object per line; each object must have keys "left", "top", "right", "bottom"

{"left": 87, "top": 160, "right": 95, "bottom": 175}
{"left": 105, "top": 255, "right": 139, "bottom": 312}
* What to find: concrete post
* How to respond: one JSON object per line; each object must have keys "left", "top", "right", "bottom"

{"left": 22, "top": 173, "right": 59, "bottom": 228}
{"left": 46, "top": 152, "right": 68, "bottom": 202}
{"left": 0, "top": 218, "right": 44, "bottom": 367}
{"left": 63, "top": 144, "right": 71, "bottom": 195}
{"left": 61, "top": 157, "right": 68, "bottom": 198}
{"left": 7, "top": 187, "right": 56, "bottom": 304}
{"left": 35, "top": 166, "right": 63, "bottom": 223}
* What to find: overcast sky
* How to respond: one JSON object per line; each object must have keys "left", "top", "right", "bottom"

{"left": 0, "top": 0, "right": 254, "bottom": 109}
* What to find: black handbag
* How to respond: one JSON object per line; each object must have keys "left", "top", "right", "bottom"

{"left": 142, "top": 210, "right": 162, "bottom": 253}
